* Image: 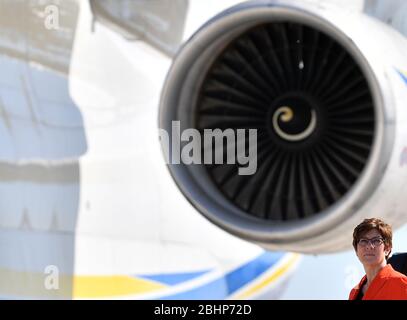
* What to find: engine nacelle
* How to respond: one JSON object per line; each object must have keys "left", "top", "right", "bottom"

{"left": 159, "top": 0, "right": 407, "bottom": 253}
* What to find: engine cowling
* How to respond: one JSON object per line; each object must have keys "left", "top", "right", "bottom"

{"left": 159, "top": 0, "right": 407, "bottom": 253}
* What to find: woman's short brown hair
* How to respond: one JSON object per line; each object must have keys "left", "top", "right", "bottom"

{"left": 352, "top": 218, "right": 392, "bottom": 259}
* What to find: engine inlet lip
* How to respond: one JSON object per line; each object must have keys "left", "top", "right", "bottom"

{"left": 159, "top": 2, "right": 394, "bottom": 243}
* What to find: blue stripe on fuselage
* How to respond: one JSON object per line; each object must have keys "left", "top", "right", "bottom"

{"left": 139, "top": 270, "right": 210, "bottom": 286}
{"left": 396, "top": 70, "right": 407, "bottom": 86}
{"left": 158, "top": 251, "right": 285, "bottom": 299}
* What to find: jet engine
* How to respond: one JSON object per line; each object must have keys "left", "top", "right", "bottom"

{"left": 159, "top": 0, "right": 407, "bottom": 253}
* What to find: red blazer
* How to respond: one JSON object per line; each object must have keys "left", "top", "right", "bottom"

{"left": 349, "top": 264, "right": 407, "bottom": 300}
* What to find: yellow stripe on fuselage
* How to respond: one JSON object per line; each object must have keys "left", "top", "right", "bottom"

{"left": 233, "top": 253, "right": 300, "bottom": 299}
{"left": 0, "top": 254, "right": 299, "bottom": 299}
{"left": 0, "top": 268, "right": 167, "bottom": 299}
{"left": 73, "top": 275, "right": 167, "bottom": 299}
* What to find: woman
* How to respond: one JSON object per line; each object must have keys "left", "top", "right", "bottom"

{"left": 349, "top": 218, "right": 407, "bottom": 300}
